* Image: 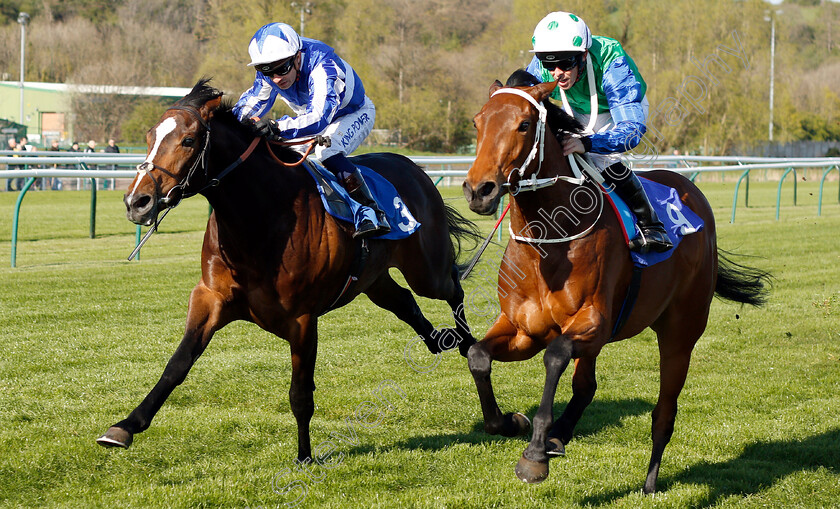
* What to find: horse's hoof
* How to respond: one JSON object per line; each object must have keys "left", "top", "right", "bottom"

{"left": 509, "top": 412, "right": 531, "bottom": 436}
{"left": 96, "top": 426, "right": 133, "bottom": 448}
{"left": 545, "top": 437, "right": 566, "bottom": 457}
{"left": 515, "top": 456, "right": 549, "bottom": 484}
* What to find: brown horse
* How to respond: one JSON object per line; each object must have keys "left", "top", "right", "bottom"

{"left": 97, "top": 79, "right": 480, "bottom": 462}
{"left": 461, "top": 76, "right": 769, "bottom": 493}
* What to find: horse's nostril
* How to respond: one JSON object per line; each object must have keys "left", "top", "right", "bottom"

{"left": 478, "top": 181, "right": 496, "bottom": 198}
{"left": 133, "top": 195, "right": 151, "bottom": 211}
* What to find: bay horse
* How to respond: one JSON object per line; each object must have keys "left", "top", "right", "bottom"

{"left": 97, "top": 79, "right": 481, "bottom": 462}
{"left": 461, "top": 75, "right": 770, "bottom": 493}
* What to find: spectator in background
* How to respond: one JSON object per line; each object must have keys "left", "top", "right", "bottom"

{"left": 104, "top": 138, "right": 119, "bottom": 154}
{"left": 84, "top": 140, "right": 98, "bottom": 181}
{"left": 103, "top": 138, "right": 120, "bottom": 190}
{"left": 18, "top": 137, "right": 32, "bottom": 152}
{"left": 5, "top": 138, "right": 19, "bottom": 191}
{"left": 46, "top": 140, "right": 61, "bottom": 190}
{"left": 17, "top": 137, "right": 39, "bottom": 190}
{"left": 68, "top": 142, "right": 80, "bottom": 152}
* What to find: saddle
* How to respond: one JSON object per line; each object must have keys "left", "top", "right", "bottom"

{"left": 301, "top": 160, "right": 421, "bottom": 241}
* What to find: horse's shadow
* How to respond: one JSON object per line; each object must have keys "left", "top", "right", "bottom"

{"left": 342, "top": 397, "right": 653, "bottom": 456}
{"left": 581, "top": 428, "right": 840, "bottom": 506}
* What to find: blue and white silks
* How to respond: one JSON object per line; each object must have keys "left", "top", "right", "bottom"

{"left": 233, "top": 38, "right": 367, "bottom": 140}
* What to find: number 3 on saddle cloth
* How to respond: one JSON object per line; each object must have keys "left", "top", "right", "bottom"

{"left": 302, "top": 160, "right": 422, "bottom": 239}
{"left": 606, "top": 177, "right": 705, "bottom": 268}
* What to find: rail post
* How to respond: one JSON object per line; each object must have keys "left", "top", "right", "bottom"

{"left": 134, "top": 225, "right": 142, "bottom": 260}
{"left": 730, "top": 169, "right": 751, "bottom": 223}
{"left": 10, "top": 177, "right": 36, "bottom": 268}
{"left": 818, "top": 165, "right": 839, "bottom": 216}
{"left": 775, "top": 167, "right": 797, "bottom": 220}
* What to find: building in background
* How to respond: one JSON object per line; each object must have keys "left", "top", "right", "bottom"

{"left": 0, "top": 81, "right": 192, "bottom": 147}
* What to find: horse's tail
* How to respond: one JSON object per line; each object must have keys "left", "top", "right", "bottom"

{"left": 715, "top": 248, "right": 772, "bottom": 306}
{"left": 444, "top": 203, "right": 483, "bottom": 275}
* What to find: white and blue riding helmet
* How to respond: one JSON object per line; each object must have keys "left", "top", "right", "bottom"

{"left": 247, "top": 22, "right": 302, "bottom": 67}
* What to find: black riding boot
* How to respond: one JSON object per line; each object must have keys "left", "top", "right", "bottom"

{"left": 342, "top": 169, "right": 391, "bottom": 239}
{"left": 606, "top": 163, "right": 673, "bottom": 253}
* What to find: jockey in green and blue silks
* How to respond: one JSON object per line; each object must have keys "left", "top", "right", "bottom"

{"left": 524, "top": 11, "right": 672, "bottom": 253}
{"left": 234, "top": 22, "right": 390, "bottom": 239}
{"left": 524, "top": 13, "right": 648, "bottom": 164}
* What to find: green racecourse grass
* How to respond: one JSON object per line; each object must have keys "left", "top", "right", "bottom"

{"left": 0, "top": 175, "right": 839, "bottom": 508}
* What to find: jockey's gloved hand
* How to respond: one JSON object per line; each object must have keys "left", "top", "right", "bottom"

{"left": 247, "top": 117, "right": 284, "bottom": 140}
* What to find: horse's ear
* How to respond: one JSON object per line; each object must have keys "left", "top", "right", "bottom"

{"left": 200, "top": 94, "right": 223, "bottom": 120}
{"left": 531, "top": 80, "right": 558, "bottom": 102}
{"left": 489, "top": 80, "right": 503, "bottom": 98}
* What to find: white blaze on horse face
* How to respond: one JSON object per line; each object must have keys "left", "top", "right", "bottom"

{"left": 129, "top": 117, "right": 178, "bottom": 197}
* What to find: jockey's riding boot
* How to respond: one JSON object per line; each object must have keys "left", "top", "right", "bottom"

{"left": 323, "top": 154, "right": 391, "bottom": 238}
{"left": 607, "top": 163, "right": 673, "bottom": 253}
{"left": 342, "top": 168, "right": 392, "bottom": 239}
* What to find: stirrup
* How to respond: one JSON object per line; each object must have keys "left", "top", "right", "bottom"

{"left": 373, "top": 209, "right": 391, "bottom": 233}
{"left": 628, "top": 227, "right": 673, "bottom": 253}
{"left": 352, "top": 218, "right": 381, "bottom": 239}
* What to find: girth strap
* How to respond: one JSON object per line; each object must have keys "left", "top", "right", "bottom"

{"left": 323, "top": 239, "right": 370, "bottom": 314}
{"left": 609, "top": 265, "right": 644, "bottom": 341}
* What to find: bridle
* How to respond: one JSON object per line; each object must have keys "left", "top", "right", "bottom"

{"left": 135, "top": 105, "right": 329, "bottom": 227}
{"left": 491, "top": 87, "right": 591, "bottom": 195}
{"left": 489, "top": 87, "right": 605, "bottom": 244}
{"left": 134, "top": 105, "right": 213, "bottom": 220}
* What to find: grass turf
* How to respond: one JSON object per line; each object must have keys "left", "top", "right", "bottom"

{"left": 0, "top": 176, "right": 838, "bottom": 508}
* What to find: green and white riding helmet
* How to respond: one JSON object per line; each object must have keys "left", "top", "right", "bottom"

{"left": 531, "top": 11, "right": 592, "bottom": 71}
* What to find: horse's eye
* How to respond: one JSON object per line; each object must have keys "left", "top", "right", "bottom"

{"left": 182, "top": 137, "right": 195, "bottom": 147}
{"left": 518, "top": 121, "right": 530, "bottom": 133}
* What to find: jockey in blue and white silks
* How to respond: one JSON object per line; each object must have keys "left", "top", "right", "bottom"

{"left": 234, "top": 22, "right": 390, "bottom": 239}
{"left": 524, "top": 11, "right": 672, "bottom": 253}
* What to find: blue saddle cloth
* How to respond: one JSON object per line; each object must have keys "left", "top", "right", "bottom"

{"left": 604, "top": 177, "right": 704, "bottom": 268}
{"left": 302, "top": 161, "right": 421, "bottom": 240}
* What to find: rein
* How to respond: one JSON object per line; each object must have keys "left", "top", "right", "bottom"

{"left": 265, "top": 138, "right": 317, "bottom": 167}
{"left": 131, "top": 104, "right": 326, "bottom": 258}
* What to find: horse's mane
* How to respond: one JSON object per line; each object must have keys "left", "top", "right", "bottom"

{"left": 504, "top": 69, "right": 583, "bottom": 138}
{"left": 177, "top": 78, "right": 301, "bottom": 162}
{"left": 175, "top": 78, "right": 223, "bottom": 110}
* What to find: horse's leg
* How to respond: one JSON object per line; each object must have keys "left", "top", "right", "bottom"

{"left": 643, "top": 327, "right": 699, "bottom": 494}
{"left": 288, "top": 314, "right": 318, "bottom": 462}
{"left": 97, "top": 283, "right": 229, "bottom": 448}
{"left": 364, "top": 273, "right": 459, "bottom": 355}
{"left": 467, "top": 316, "right": 539, "bottom": 438}
{"left": 514, "top": 336, "right": 574, "bottom": 483}
{"left": 545, "top": 357, "right": 597, "bottom": 457}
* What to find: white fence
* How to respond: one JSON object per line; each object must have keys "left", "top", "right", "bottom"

{"left": 1, "top": 152, "right": 838, "bottom": 267}
{"left": 2, "top": 151, "right": 839, "bottom": 179}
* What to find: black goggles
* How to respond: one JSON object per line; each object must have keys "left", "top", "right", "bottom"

{"left": 539, "top": 54, "right": 582, "bottom": 72}
{"left": 257, "top": 56, "right": 296, "bottom": 76}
